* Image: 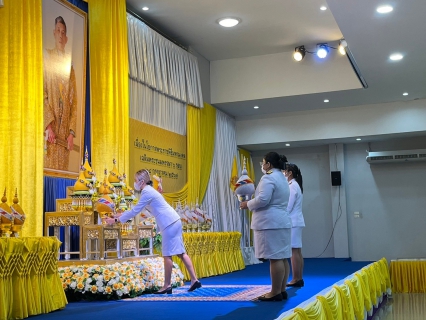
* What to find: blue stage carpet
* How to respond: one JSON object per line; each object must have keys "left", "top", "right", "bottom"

{"left": 33, "top": 258, "right": 371, "bottom": 320}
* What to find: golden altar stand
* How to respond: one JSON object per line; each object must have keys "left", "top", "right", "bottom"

{"left": 44, "top": 197, "right": 156, "bottom": 265}
{"left": 0, "top": 237, "right": 67, "bottom": 320}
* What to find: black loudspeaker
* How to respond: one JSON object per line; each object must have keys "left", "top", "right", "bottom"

{"left": 331, "top": 171, "right": 341, "bottom": 186}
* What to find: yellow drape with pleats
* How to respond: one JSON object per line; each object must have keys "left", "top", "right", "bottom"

{"left": 173, "top": 232, "right": 244, "bottom": 280}
{"left": 163, "top": 103, "right": 216, "bottom": 204}
{"left": 0, "top": 0, "right": 44, "bottom": 237}
{"left": 390, "top": 260, "right": 426, "bottom": 293}
{"left": 89, "top": 0, "right": 129, "bottom": 176}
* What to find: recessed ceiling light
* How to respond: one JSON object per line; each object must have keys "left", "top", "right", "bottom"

{"left": 356, "top": 138, "right": 361, "bottom": 141}
{"left": 320, "top": 6, "right": 327, "bottom": 11}
{"left": 389, "top": 53, "right": 403, "bottom": 61}
{"left": 324, "top": 99, "right": 329, "bottom": 103}
{"left": 285, "top": 144, "right": 290, "bottom": 147}
{"left": 254, "top": 106, "right": 259, "bottom": 109}
{"left": 218, "top": 18, "right": 240, "bottom": 28}
{"left": 142, "top": 6, "right": 149, "bottom": 11}
{"left": 403, "top": 92, "right": 408, "bottom": 96}
{"left": 377, "top": 5, "right": 393, "bottom": 14}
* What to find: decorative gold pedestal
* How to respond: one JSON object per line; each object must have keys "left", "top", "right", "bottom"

{"left": 44, "top": 198, "right": 156, "bottom": 263}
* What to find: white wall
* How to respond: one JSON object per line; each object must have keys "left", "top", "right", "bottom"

{"left": 237, "top": 99, "right": 426, "bottom": 146}
{"left": 345, "top": 137, "right": 426, "bottom": 261}
{"left": 251, "top": 146, "right": 335, "bottom": 258}
{"left": 249, "top": 136, "right": 426, "bottom": 262}
{"left": 211, "top": 50, "right": 361, "bottom": 104}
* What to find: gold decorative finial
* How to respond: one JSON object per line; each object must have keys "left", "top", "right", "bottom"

{"left": 1, "top": 188, "right": 7, "bottom": 203}
{"left": 13, "top": 188, "right": 19, "bottom": 205}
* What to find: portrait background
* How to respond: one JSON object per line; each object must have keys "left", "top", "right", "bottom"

{"left": 42, "top": 0, "right": 86, "bottom": 177}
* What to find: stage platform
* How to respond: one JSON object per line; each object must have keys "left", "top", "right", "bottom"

{"left": 58, "top": 254, "right": 158, "bottom": 267}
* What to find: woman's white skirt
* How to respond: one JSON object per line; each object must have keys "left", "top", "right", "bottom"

{"left": 161, "top": 219, "right": 186, "bottom": 256}
{"left": 291, "top": 227, "right": 304, "bottom": 248}
{"left": 254, "top": 228, "right": 292, "bottom": 260}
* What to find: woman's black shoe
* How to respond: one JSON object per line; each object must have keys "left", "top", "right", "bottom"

{"left": 286, "top": 279, "right": 304, "bottom": 287}
{"left": 188, "top": 281, "right": 202, "bottom": 292}
{"left": 281, "top": 291, "right": 288, "bottom": 300}
{"left": 154, "top": 287, "right": 172, "bottom": 294}
{"left": 258, "top": 293, "right": 283, "bottom": 301}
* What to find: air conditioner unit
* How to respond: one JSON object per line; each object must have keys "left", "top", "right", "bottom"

{"left": 366, "top": 149, "right": 426, "bottom": 164}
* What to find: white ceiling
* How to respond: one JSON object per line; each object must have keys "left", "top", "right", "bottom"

{"left": 126, "top": 0, "right": 426, "bottom": 148}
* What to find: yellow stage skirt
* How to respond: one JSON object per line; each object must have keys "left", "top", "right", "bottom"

{"left": 0, "top": 237, "right": 67, "bottom": 320}
{"left": 173, "top": 232, "right": 245, "bottom": 280}
{"left": 390, "top": 259, "right": 426, "bottom": 293}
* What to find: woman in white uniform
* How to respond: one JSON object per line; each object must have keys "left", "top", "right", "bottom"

{"left": 240, "top": 152, "right": 291, "bottom": 301}
{"left": 283, "top": 163, "right": 305, "bottom": 287}
{"left": 106, "top": 169, "right": 201, "bottom": 294}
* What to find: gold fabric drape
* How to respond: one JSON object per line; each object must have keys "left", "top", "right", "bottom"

{"left": 280, "top": 258, "right": 390, "bottom": 320}
{"left": 89, "top": 0, "right": 129, "bottom": 176}
{"left": 163, "top": 103, "right": 216, "bottom": 204}
{"left": 0, "top": 0, "right": 44, "bottom": 237}
{"left": 173, "top": 232, "right": 245, "bottom": 280}
{"left": 0, "top": 237, "right": 67, "bottom": 320}
{"left": 390, "top": 260, "right": 426, "bottom": 293}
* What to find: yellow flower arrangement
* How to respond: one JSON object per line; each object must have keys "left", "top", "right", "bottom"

{"left": 58, "top": 257, "right": 184, "bottom": 301}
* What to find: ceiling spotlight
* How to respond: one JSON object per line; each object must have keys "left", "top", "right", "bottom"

{"left": 218, "top": 18, "right": 240, "bottom": 27}
{"left": 293, "top": 46, "right": 306, "bottom": 62}
{"left": 317, "top": 44, "right": 329, "bottom": 58}
{"left": 403, "top": 92, "right": 408, "bottom": 96}
{"left": 389, "top": 53, "right": 403, "bottom": 61}
{"left": 338, "top": 40, "right": 347, "bottom": 55}
{"left": 254, "top": 106, "right": 259, "bottom": 109}
{"left": 356, "top": 138, "right": 362, "bottom": 141}
{"left": 377, "top": 5, "right": 393, "bottom": 14}
{"left": 324, "top": 99, "right": 329, "bottom": 103}
{"left": 320, "top": 6, "right": 327, "bottom": 11}
{"left": 142, "top": 6, "right": 149, "bottom": 11}
{"left": 285, "top": 143, "right": 291, "bottom": 147}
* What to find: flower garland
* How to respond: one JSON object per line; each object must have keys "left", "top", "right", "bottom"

{"left": 59, "top": 257, "right": 184, "bottom": 301}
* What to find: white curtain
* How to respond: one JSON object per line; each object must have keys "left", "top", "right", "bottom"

{"left": 203, "top": 110, "right": 241, "bottom": 232}
{"left": 129, "top": 80, "right": 186, "bottom": 135}
{"left": 127, "top": 14, "right": 203, "bottom": 108}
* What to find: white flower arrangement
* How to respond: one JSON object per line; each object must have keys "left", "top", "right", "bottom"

{"left": 58, "top": 257, "right": 184, "bottom": 301}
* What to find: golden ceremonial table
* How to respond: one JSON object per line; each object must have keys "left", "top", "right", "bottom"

{"left": 173, "top": 231, "right": 245, "bottom": 280}
{"left": 0, "top": 237, "right": 67, "bottom": 320}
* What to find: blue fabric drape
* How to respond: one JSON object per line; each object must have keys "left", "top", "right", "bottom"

{"left": 43, "top": 176, "right": 78, "bottom": 258}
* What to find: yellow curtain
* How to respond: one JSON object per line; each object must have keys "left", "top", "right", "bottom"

{"left": 0, "top": 0, "right": 44, "bottom": 237}
{"left": 89, "top": 0, "right": 129, "bottom": 176}
{"left": 163, "top": 103, "right": 216, "bottom": 204}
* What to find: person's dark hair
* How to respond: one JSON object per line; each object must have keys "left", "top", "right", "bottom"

{"left": 264, "top": 152, "right": 288, "bottom": 170}
{"left": 55, "top": 16, "right": 67, "bottom": 33}
{"left": 286, "top": 163, "right": 303, "bottom": 193}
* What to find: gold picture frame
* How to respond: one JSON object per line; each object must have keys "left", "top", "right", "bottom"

{"left": 42, "top": 0, "right": 87, "bottom": 179}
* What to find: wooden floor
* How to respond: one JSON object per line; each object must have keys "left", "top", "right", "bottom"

{"left": 375, "top": 293, "right": 426, "bottom": 320}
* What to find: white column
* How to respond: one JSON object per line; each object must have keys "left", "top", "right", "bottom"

{"left": 329, "top": 144, "right": 350, "bottom": 258}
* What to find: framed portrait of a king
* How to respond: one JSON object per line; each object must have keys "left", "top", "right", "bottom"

{"left": 42, "top": 0, "right": 87, "bottom": 178}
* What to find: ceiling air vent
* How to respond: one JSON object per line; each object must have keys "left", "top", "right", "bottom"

{"left": 366, "top": 149, "right": 426, "bottom": 164}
